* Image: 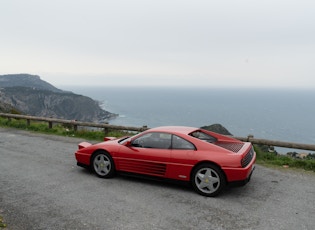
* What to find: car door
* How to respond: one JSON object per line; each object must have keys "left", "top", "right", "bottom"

{"left": 116, "top": 132, "right": 171, "bottom": 177}
{"left": 168, "top": 135, "right": 197, "bottom": 181}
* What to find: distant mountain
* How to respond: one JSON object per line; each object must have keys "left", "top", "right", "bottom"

{"left": 0, "top": 74, "right": 117, "bottom": 122}
{"left": 0, "top": 74, "right": 63, "bottom": 93}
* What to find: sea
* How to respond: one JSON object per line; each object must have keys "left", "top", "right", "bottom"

{"left": 60, "top": 86, "right": 315, "bottom": 154}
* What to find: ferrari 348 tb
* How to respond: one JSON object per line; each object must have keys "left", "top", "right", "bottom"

{"left": 75, "top": 126, "right": 255, "bottom": 197}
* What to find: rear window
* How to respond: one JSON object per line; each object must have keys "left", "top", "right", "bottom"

{"left": 190, "top": 131, "right": 217, "bottom": 143}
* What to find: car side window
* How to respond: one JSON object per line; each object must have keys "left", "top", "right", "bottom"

{"left": 132, "top": 132, "right": 172, "bottom": 149}
{"left": 172, "top": 135, "right": 196, "bottom": 150}
{"left": 190, "top": 131, "right": 217, "bottom": 143}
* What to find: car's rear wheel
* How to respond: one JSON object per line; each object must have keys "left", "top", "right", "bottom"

{"left": 191, "top": 163, "right": 226, "bottom": 197}
{"left": 91, "top": 151, "right": 115, "bottom": 178}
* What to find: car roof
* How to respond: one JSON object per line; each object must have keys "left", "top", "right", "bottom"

{"left": 147, "top": 126, "right": 199, "bottom": 135}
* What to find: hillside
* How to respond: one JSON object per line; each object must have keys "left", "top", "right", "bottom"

{"left": 0, "top": 100, "right": 21, "bottom": 114}
{"left": 0, "top": 74, "right": 117, "bottom": 122}
{"left": 0, "top": 74, "right": 63, "bottom": 93}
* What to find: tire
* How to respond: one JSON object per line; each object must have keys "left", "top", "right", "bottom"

{"left": 91, "top": 151, "right": 115, "bottom": 178}
{"left": 191, "top": 163, "right": 226, "bottom": 197}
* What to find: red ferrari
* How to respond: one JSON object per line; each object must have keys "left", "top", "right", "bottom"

{"left": 75, "top": 126, "right": 256, "bottom": 197}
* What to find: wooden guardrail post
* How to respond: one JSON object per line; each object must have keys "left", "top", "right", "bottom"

{"left": 27, "top": 119, "right": 31, "bottom": 126}
{"left": 103, "top": 122, "right": 110, "bottom": 135}
{"left": 247, "top": 134, "right": 254, "bottom": 141}
{"left": 48, "top": 121, "right": 53, "bottom": 129}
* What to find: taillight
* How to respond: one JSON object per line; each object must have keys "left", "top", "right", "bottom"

{"left": 241, "top": 147, "right": 255, "bottom": 168}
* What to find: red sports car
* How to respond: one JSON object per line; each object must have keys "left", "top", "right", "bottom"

{"left": 75, "top": 126, "right": 256, "bottom": 197}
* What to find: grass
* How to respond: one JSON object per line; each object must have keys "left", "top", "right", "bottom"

{"left": 0, "top": 117, "right": 314, "bottom": 172}
{"left": 0, "top": 215, "right": 6, "bottom": 228}
{"left": 0, "top": 117, "right": 132, "bottom": 141}
{"left": 254, "top": 145, "right": 315, "bottom": 172}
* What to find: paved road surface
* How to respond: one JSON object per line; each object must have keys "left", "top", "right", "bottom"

{"left": 0, "top": 128, "right": 314, "bottom": 230}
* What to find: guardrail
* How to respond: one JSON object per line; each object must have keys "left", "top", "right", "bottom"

{"left": 234, "top": 135, "right": 315, "bottom": 152}
{"left": 1, "top": 112, "right": 314, "bottom": 151}
{"left": 0, "top": 113, "right": 148, "bottom": 133}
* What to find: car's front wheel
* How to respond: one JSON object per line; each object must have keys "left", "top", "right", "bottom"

{"left": 91, "top": 151, "right": 115, "bottom": 178}
{"left": 191, "top": 163, "right": 226, "bottom": 197}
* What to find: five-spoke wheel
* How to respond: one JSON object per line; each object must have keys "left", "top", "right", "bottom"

{"left": 192, "top": 163, "right": 225, "bottom": 197}
{"left": 91, "top": 151, "right": 115, "bottom": 178}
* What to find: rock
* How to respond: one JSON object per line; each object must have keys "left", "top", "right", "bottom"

{"left": 200, "top": 124, "right": 232, "bottom": 135}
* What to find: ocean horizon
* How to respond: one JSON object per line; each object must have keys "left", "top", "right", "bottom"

{"left": 60, "top": 86, "right": 315, "bottom": 154}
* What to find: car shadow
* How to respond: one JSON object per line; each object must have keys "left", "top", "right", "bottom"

{"left": 76, "top": 167, "right": 253, "bottom": 198}
{"left": 117, "top": 172, "right": 194, "bottom": 194}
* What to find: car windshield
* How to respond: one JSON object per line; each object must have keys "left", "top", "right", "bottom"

{"left": 118, "top": 131, "right": 145, "bottom": 144}
{"left": 190, "top": 131, "right": 217, "bottom": 143}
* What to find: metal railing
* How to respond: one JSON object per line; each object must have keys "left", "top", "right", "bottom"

{"left": 1, "top": 112, "right": 314, "bottom": 151}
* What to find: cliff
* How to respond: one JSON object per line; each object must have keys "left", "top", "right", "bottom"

{"left": 0, "top": 100, "right": 21, "bottom": 114}
{"left": 0, "top": 74, "right": 117, "bottom": 122}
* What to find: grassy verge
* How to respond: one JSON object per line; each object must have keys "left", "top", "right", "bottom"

{"left": 0, "top": 117, "right": 133, "bottom": 141}
{"left": 254, "top": 145, "right": 315, "bottom": 172}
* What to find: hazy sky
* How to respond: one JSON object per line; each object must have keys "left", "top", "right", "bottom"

{"left": 1, "top": 0, "right": 315, "bottom": 88}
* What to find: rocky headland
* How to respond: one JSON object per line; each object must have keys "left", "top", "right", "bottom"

{"left": 0, "top": 74, "right": 117, "bottom": 122}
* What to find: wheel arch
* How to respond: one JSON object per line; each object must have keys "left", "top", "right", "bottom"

{"left": 190, "top": 160, "right": 227, "bottom": 183}
{"left": 90, "top": 148, "right": 111, "bottom": 165}
{"left": 90, "top": 149, "right": 116, "bottom": 178}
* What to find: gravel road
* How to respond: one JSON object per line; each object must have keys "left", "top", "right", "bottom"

{"left": 0, "top": 127, "right": 314, "bottom": 230}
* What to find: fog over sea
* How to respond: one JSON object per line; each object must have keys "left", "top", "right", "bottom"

{"left": 61, "top": 86, "right": 315, "bottom": 154}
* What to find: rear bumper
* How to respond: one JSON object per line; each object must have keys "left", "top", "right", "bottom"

{"left": 222, "top": 151, "right": 256, "bottom": 182}
{"left": 229, "top": 165, "right": 255, "bottom": 186}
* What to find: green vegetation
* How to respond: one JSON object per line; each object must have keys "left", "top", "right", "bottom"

{"left": 0, "top": 117, "right": 132, "bottom": 141}
{"left": 254, "top": 145, "right": 315, "bottom": 172}
{"left": 0, "top": 215, "right": 6, "bottom": 228}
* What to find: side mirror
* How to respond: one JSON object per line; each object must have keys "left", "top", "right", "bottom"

{"left": 124, "top": 140, "right": 132, "bottom": 147}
